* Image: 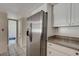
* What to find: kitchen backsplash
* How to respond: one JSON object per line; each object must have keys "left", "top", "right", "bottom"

{"left": 55, "top": 26, "right": 79, "bottom": 38}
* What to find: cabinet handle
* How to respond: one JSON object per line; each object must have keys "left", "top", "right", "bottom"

{"left": 75, "top": 53, "right": 79, "bottom": 55}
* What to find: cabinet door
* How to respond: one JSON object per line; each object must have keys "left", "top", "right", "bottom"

{"left": 71, "top": 3, "right": 79, "bottom": 26}
{"left": 53, "top": 4, "right": 71, "bottom": 27}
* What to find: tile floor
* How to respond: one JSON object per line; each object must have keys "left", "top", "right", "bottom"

{"left": 8, "top": 44, "right": 26, "bottom": 56}
{"left": 8, "top": 40, "right": 26, "bottom": 56}
{"left": 0, "top": 40, "right": 26, "bottom": 56}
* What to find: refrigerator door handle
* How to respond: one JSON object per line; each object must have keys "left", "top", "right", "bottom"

{"left": 30, "top": 23, "right": 32, "bottom": 42}
{"left": 26, "top": 30, "right": 29, "bottom": 36}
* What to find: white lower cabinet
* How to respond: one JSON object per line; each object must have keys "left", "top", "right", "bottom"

{"left": 47, "top": 47, "right": 67, "bottom": 56}
{"left": 47, "top": 42, "right": 79, "bottom": 56}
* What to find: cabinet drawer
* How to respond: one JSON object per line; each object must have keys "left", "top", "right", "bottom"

{"left": 47, "top": 47, "right": 67, "bottom": 56}
{"left": 47, "top": 42, "right": 79, "bottom": 56}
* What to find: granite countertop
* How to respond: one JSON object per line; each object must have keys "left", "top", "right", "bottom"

{"left": 48, "top": 35, "right": 79, "bottom": 51}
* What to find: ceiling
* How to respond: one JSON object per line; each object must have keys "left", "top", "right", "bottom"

{"left": 0, "top": 3, "right": 44, "bottom": 19}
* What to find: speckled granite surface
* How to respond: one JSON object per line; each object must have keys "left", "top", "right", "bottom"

{"left": 48, "top": 35, "right": 79, "bottom": 51}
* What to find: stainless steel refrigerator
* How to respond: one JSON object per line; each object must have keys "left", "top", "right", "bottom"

{"left": 27, "top": 10, "right": 47, "bottom": 56}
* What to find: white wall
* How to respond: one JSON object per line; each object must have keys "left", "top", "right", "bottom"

{"left": 21, "top": 17, "right": 27, "bottom": 55}
{"left": 47, "top": 4, "right": 56, "bottom": 37}
{"left": 18, "top": 18, "right": 23, "bottom": 48}
{"left": 0, "top": 12, "right": 8, "bottom": 55}
{"left": 18, "top": 17, "right": 27, "bottom": 55}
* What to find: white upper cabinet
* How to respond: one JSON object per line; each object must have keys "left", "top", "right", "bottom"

{"left": 53, "top": 3, "right": 79, "bottom": 27}
{"left": 71, "top": 4, "right": 79, "bottom": 26}
{"left": 53, "top": 4, "right": 71, "bottom": 27}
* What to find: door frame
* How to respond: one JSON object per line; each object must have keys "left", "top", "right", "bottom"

{"left": 8, "top": 19, "right": 18, "bottom": 46}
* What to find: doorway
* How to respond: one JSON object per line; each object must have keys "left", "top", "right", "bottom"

{"left": 8, "top": 19, "right": 18, "bottom": 55}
